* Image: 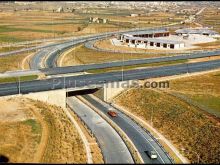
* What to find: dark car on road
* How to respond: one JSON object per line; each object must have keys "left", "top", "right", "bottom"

{"left": 107, "top": 109, "right": 117, "bottom": 117}
{"left": 145, "top": 150, "right": 158, "bottom": 159}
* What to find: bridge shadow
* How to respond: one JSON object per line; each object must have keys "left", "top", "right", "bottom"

{"left": 0, "top": 155, "right": 9, "bottom": 163}
{"left": 66, "top": 88, "right": 100, "bottom": 97}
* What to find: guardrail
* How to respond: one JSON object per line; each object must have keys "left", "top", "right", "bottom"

{"left": 77, "top": 95, "right": 143, "bottom": 164}
{"left": 110, "top": 103, "right": 175, "bottom": 164}
{"left": 66, "top": 103, "right": 105, "bottom": 163}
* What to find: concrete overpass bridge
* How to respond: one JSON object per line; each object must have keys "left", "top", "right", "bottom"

{"left": 1, "top": 58, "right": 220, "bottom": 108}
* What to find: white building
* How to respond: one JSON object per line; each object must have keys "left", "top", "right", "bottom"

{"left": 118, "top": 29, "right": 185, "bottom": 49}
{"left": 123, "top": 36, "right": 184, "bottom": 49}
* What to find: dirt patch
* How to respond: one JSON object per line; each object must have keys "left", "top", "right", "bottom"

{"left": 0, "top": 97, "right": 42, "bottom": 163}
{"left": 0, "top": 96, "right": 87, "bottom": 163}
{"left": 0, "top": 98, "right": 27, "bottom": 122}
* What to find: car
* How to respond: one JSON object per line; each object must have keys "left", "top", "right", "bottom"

{"left": 145, "top": 150, "right": 158, "bottom": 159}
{"left": 107, "top": 110, "right": 117, "bottom": 117}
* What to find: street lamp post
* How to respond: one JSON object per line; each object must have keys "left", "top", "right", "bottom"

{"left": 186, "top": 63, "right": 189, "bottom": 74}
{"left": 121, "top": 53, "right": 124, "bottom": 81}
{"left": 18, "top": 76, "right": 21, "bottom": 95}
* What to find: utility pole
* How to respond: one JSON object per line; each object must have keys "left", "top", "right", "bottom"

{"left": 63, "top": 76, "right": 66, "bottom": 89}
{"left": 187, "top": 63, "right": 189, "bottom": 74}
{"left": 18, "top": 76, "right": 21, "bottom": 95}
{"left": 151, "top": 108, "right": 153, "bottom": 126}
{"left": 122, "top": 53, "right": 124, "bottom": 81}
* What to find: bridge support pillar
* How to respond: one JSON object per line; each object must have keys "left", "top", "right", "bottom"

{"left": 103, "top": 80, "right": 136, "bottom": 102}
{"left": 24, "top": 89, "right": 67, "bottom": 108}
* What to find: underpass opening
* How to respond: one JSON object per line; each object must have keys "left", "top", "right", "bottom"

{"left": 66, "top": 88, "right": 101, "bottom": 97}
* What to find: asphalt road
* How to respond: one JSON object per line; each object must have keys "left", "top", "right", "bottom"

{"left": 30, "top": 47, "right": 55, "bottom": 69}
{"left": 0, "top": 59, "right": 220, "bottom": 96}
{"left": 30, "top": 27, "right": 171, "bottom": 70}
{"left": 81, "top": 94, "right": 173, "bottom": 164}
{"left": 41, "top": 49, "right": 220, "bottom": 75}
{"left": 30, "top": 34, "right": 113, "bottom": 69}
{"left": 67, "top": 96, "right": 134, "bottom": 164}
{"left": 0, "top": 27, "right": 165, "bottom": 57}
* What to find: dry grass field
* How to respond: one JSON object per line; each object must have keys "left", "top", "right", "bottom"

{"left": 0, "top": 51, "right": 34, "bottom": 73}
{"left": 0, "top": 97, "right": 87, "bottom": 163}
{"left": 0, "top": 7, "right": 184, "bottom": 44}
{"left": 115, "top": 88, "right": 220, "bottom": 163}
{"left": 199, "top": 7, "right": 220, "bottom": 33}
{"left": 0, "top": 11, "right": 88, "bottom": 43}
{"left": 60, "top": 44, "right": 169, "bottom": 66}
{"left": 192, "top": 39, "right": 220, "bottom": 51}
{"left": 168, "top": 70, "right": 220, "bottom": 118}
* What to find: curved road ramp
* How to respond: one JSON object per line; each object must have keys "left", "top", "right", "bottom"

{"left": 81, "top": 94, "right": 174, "bottom": 164}
{"left": 67, "top": 96, "right": 134, "bottom": 164}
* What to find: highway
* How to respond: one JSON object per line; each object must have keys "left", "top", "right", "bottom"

{"left": 1, "top": 27, "right": 171, "bottom": 57}
{"left": 0, "top": 22, "right": 219, "bottom": 164}
{"left": 0, "top": 59, "right": 220, "bottom": 96}
{"left": 0, "top": 39, "right": 71, "bottom": 57}
{"left": 41, "top": 49, "right": 220, "bottom": 75}
{"left": 29, "top": 27, "right": 175, "bottom": 69}
{"left": 30, "top": 34, "right": 114, "bottom": 69}
{"left": 30, "top": 47, "right": 55, "bottom": 69}
{"left": 81, "top": 94, "right": 173, "bottom": 163}
{"left": 67, "top": 96, "right": 134, "bottom": 163}
{"left": 4, "top": 47, "right": 220, "bottom": 77}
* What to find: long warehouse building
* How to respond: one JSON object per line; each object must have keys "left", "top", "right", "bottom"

{"left": 118, "top": 29, "right": 185, "bottom": 49}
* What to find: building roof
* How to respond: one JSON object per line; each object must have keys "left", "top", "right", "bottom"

{"left": 175, "top": 28, "right": 218, "bottom": 35}
{"left": 123, "top": 28, "right": 169, "bottom": 36}
{"left": 124, "top": 35, "right": 184, "bottom": 44}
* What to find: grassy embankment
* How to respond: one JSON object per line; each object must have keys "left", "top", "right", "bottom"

{"left": 0, "top": 51, "right": 36, "bottom": 72}
{"left": 168, "top": 70, "right": 220, "bottom": 118}
{"left": 115, "top": 70, "right": 220, "bottom": 163}
{"left": 0, "top": 97, "right": 87, "bottom": 163}
{"left": 60, "top": 44, "right": 175, "bottom": 66}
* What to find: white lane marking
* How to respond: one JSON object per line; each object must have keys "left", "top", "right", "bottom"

{"left": 117, "top": 114, "right": 166, "bottom": 164}
{"left": 1, "top": 60, "right": 220, "bottom": 92}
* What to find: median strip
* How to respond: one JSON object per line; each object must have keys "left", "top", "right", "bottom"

{"left": 87, "top": 59, "right": 188, "bottom": 74}
{"left": 0, "top": 75, "right": 38, "bottom": 84}
{"left": 76, "top": 95, "right": 144, "bottom": 164}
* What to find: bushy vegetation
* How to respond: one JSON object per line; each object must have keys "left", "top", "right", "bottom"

{"left": 32, "top": 101, "right": 87, "bottom": 163}
{"left": 170, "top": 71, "right": 220, "bottom": 118}
{"left": 116, "top": 88, "right": 220, "bottom": 163}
